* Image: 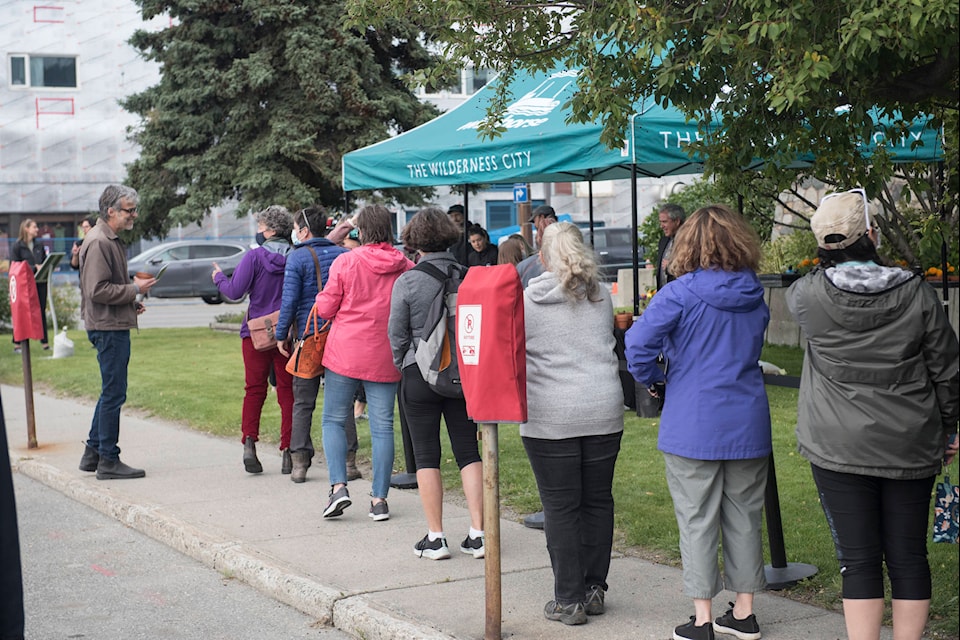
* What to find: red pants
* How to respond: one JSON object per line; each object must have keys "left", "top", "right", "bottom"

{"left": 240, "top": 337, "right": 293, "bottom": 450}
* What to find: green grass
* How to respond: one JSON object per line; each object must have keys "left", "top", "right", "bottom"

{"left": 2, "top": 329, "right": 957, "bottom": 639}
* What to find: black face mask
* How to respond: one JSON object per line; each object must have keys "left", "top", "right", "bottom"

{"left": 255, "top": 232, "right": 267, "bottom": 246}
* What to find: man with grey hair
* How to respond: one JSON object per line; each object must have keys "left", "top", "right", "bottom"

{"left": 656, "top": 203, "right": 686, "bottom": 290}
{"left": 78, "top": 185, "right": 156, "bottom": 480}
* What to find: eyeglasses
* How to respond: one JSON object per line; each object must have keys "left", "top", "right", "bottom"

{"left": 297, "top": 209, "right": 311, "bottom": 235}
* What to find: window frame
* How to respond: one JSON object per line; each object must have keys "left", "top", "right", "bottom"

{"left": 8, "top": 53, "right": 79, "bottom": 90}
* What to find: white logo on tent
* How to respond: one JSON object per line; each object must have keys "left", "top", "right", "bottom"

{"left": 458, "top": 70, "right": 579, "bottom": 132}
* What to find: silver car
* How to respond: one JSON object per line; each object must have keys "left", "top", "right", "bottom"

{"left": 127, "top": 240, "right": 249, "bottom": 304}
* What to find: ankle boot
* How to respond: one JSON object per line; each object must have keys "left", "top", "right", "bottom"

{"left": 290, "top": 450, "right": 311, "bottom": 483}
{"left": 281, "top": 448, "right": 292, "bottom": 474}
{"left": 96, "top": 458, "right": 146, "bottom": 480}
{"left": 79, "top": 443, "right": 100, "bottom": 472}
{"left": 243, "top": 436, "right": 263, "bottom": 474}
{"left": 346, "top": 450, "right": 362, "bottom": 481}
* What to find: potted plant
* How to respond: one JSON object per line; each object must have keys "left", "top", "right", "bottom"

{"left": 613, "top": 307, "right": 634, "bottom": 330}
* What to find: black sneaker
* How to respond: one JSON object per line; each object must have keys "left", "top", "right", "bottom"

{"left": 413, "top": 534, "right": 451, "bottom": 560}
{"left": 713, "top": 603, "right": 761, "bottom": 640}
{"left": 368, "top": 500, "right": 389, "bottom": 521}
{"left": 543, "top": 601, "right": 587, "bottom": 625}
{"left": 584, "top": 584, "right": 605, "bottom": 615}
{"left": 459, "top": 534, "right": 485, "bottom": 559}
{"left": 323, "top": 486, "right": 351, "bottom": 518}
{"left": 674, "top": 616, "right": 715, "bottom": 640}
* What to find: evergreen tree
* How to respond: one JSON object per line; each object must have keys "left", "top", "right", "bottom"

{"left": 124, "top": 0, "right": 440, "bottom": 237}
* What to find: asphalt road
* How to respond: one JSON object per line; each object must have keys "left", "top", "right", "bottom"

{"left": 136, "top": 297, "right": 246, "bottom": 329}
{"left": 13, "top": 473, "right": 349, "bottom": 640}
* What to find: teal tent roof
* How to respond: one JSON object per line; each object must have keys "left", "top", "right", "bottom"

{"left": 342, "top": 69, "right": 942, "bottom": 191}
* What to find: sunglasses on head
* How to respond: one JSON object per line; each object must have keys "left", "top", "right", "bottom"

{"left": 821, "top": 187, "right": 879, "bottom": 248}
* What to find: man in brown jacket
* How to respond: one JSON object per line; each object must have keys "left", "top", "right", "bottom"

{"left": 78, "top": 185, "right": 156, "bottom": 480}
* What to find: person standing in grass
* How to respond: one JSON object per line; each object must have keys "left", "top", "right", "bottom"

{"left": 388, "top": 207, "right": 485, "bottom": 561}
{"left": 626, "top": 204, "right": 770, "bottom": 640}
{"left": 787, "top": 189, "right": 960, "bottom": 640}
{"left": 315, "top": 204, "right": 413, "bottom": 522}
{"left": 522, "top": 221, "right": 624, "bottom": 626}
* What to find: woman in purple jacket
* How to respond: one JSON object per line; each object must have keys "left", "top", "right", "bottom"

{"left": 212, "top": 205, "right": 294, "bottom": 475}
{"left": 625, "top": 205, "right": 771, "bottom": 640}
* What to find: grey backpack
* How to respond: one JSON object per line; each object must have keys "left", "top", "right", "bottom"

{"left": 413, "top": 261, "right": 468, "bottom": 398}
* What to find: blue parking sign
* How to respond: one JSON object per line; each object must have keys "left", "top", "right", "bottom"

{"left": 513, "top": 184, "right": 528, "bottom": 204}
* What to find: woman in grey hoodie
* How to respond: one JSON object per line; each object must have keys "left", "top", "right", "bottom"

{"left": 522, "top": 222, "right": 624, "bottom": 626}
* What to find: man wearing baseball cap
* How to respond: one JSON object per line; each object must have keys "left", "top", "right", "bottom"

{"left": 516, "top": 205, "right": 558, "bottom": 287}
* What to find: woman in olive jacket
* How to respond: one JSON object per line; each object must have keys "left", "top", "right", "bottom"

{"left": 787, "top": 189, "right": 959, "bottom": 640}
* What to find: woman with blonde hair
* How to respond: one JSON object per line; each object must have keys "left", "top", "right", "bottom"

{"left": 522, "top": 221, "right": 623, "bottom": 625}
{"left": 626, "top": 204, "right": 770, "bottom": 640}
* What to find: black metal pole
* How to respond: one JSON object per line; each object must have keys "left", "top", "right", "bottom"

{"left": 630, "top": 164, "right": 639, "bottom": 316}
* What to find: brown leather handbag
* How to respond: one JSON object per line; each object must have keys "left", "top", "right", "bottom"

{"left": 247, "top": 310, "right": 281, "bottom": 351}
{"left": 285, "top": 247, "right": 330, "bottom": 379}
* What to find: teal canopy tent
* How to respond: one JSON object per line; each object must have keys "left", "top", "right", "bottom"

{"left": 342, "top": 68, "right": 941, "bottom": 191}
{"left": 342, "top": 68, "right": 944, "bottom": 310}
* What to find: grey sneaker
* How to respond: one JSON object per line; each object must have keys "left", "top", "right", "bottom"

{"left": 585, "top": 584, "right": 605, "bottom": 615}
{"left": 544, "top": 601, "right": 587, "bottom": 625}
{"left": 413, "top": 534, "right": 451, "bottom": 560}
{"left": 323, "top": 486, "right": 351, "bottom": 518}
{"left": 459, "top": 534, "right": 485, "bottom": 559}
{"left": 713, "top": 603, "right": 761, "bottom": 640}
{"left": 368, "top": 500, "right": 389, "bottom": 521}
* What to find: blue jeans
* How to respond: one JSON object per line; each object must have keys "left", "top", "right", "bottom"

{"left": 86, "top": 330, "right": 131, "bottom": 461}
{"left": 522, "top": 432, "right": 622, "bottom": 605}
{"left": 321, "top": 369, "right": 396, "bottom": 499}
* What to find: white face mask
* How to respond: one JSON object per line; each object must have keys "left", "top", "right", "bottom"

{"left": 291, "top": 228, "right": 301, "bottom": 246}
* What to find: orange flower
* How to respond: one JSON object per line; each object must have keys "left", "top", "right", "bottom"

{"left": 812, "top": 258, "right": 820, "bottom": 265}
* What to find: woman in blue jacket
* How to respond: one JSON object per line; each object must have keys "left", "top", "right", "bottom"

{"left": 275, "top": 206, "right": 349, "bottom": 483}
{"left": 625, "top": 205, "right": 771, "bottom": 640}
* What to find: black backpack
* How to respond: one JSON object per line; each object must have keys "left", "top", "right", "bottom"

{"left": 413, "top": 261, "right": 468, "bottom": 398}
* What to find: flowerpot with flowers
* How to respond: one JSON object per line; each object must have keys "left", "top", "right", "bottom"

{"left": 614, "top": 307, "right": 634, "bottom": 330}
{"left": 924, "top": 264, "right": 958, "bottom": 282}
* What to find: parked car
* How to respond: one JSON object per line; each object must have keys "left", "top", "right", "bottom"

{"left": 581, "top": 227, "right": 642, "bottom": 282}
{"left": 127, "top": 240, "right": 249, "bottom": 304}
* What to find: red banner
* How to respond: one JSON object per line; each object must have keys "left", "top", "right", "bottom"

{"left": 9, "top": 261, "right": 45, "bottom": 342}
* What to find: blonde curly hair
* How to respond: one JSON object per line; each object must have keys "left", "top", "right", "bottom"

{"left": 539, "top": 222, "right": 601, "bottom": 302}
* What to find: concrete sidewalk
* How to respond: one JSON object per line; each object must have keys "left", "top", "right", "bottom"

{"left": 5, "top": 384, "right": 871, "bottom": 640}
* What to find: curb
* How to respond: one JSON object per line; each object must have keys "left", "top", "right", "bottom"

{"left": 12, "top": 457, "right": 453, "bottom": 640}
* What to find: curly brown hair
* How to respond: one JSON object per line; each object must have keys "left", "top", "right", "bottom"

{"left": 668, "top": 204, "right": 761, "bottom": 277}
{"left": 401, "top": 206, "right": 460, "bottom": 252}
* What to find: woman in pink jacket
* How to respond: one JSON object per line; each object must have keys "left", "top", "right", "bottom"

{"left": 316, "top": 204, "right": 413, "bottom": 521}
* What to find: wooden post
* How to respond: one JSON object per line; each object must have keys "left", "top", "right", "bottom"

{"left": 21, "top": 342, "right": 37, "bottom": 449}
{"left": 482, "top": 422, "right": 501, "bottom": 640}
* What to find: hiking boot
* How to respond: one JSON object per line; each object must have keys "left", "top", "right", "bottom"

{"left": 459, "top": 534, "right": 485, "bottom": 559}
{"left": 674, "top": 616, "right": 715, "bottom": 640}
{"left": 243, "top": 436, "right": 262, "bottom": 474}
{"left": 585, "top": 584, "right": 605, "bottom": 615}
{"left": 79, "top": 444, "right": 100, "bottom": 472}
{"left": 281, "top": 448, "right": 292, "bottom": 474}
{"left": 713, "top": 603, "right": 761, "bottom": 640}
{"left": 413, "top": 534, "right": 451, "bottom": 560}
{"left": 96, "top": 458, "right": 146, "bottom": 480}
{"left": 345, "top": 450, "right": 362, "bottom": 481}
{"left": 323, "top": 486, "right": 351, "bottom": 518}
{"left": 543, "top": 601, "right": 587, "bottom": 625}
{"left": 368, "top": 500, "right": 389, "bottom": 521}
{"left": 290, "top": 451, "right": 311, "bottom": 484}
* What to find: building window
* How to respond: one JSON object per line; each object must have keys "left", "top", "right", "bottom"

{"left": 9, "top": 55, "right": 77, "bottom": 88}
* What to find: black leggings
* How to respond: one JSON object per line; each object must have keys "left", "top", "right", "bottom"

{"left": 400, "top": 365, "right": 480, "bottom": 470}
{"left": 811, "top": 464, "right": 935, "bottom": 600}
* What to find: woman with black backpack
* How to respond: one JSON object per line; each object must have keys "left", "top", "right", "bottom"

{"left": 388, "top": 207, "right": 485, "bottom": 561}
